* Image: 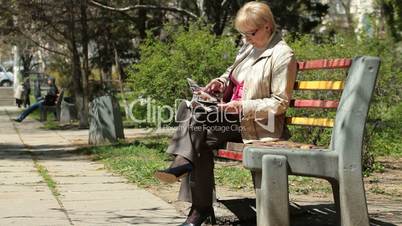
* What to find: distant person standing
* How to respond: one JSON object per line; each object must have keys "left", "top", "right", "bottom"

{"left": 13, "top": 77, "right": 58, "bottom": 122}
{"left": 14, "top": 83, "right": 24, "bottom": 108}
{"left": 13, "top": 71, "right": 24, "bottom": 108}
{"left": 22, "top": 77, "right": 31, "bottom": 107}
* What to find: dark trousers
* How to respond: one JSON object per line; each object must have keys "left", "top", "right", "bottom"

{"left": 167, "top": 101, "right": 243, "bottom": 207}
{"left": 16, "top": 100, "right": 44, "bottom": 121}
{"left": 16, "top": 100, "right": 56, "bottom": 122}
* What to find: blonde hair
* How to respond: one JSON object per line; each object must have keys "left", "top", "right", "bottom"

{"left": 235, "top": 1, "right": 276, "bottom": 33}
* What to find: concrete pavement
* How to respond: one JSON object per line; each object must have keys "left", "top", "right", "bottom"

{"left": 0, "top": 107, "right": 184, "bottom": 226}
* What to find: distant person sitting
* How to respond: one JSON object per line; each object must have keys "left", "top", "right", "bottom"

{"left": 14, "top": 77, "right": 59, "bottom": 123}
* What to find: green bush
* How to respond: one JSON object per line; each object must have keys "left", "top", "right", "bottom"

{"left": 126, "top": 25, "right": 401, "bottom": 172}
{"left": 126, "top": 23, "right": 236, "bottom": 107}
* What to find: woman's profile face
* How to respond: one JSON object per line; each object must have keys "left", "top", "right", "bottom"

{"left": 240, "top": 22, "right": 271, "bottom": 49}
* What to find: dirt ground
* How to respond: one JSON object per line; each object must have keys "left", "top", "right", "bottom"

{"left": 148, "top": 156, "right": 402, "bottom": 226}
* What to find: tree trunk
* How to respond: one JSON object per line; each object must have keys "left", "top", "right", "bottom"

{"left": 80, "top": 0, "right": 90, "bottom": 127}
{"left": 71, "top": 45, "right": 86, "bottom": 128}
{"left": 137, "top": 0, "right": 147, "bottom": 39}
{"left": 68, "top": 2, "right": 87, "bottom": 128}
{"left": 100, "top": 65, "right": 112, "bottom": 88}
{"left": 99, "top": 28, "right": 113, "bottom": 90}
{"left": 196, "top": 0, "right": 206, "bottom": 18}
{"left": 12, "top": 45, "right": 20, "bottom": 91}
{"left": 340, "top": 0, "right": 355, "bottom": 33}
{"left": 114, "top": 47, "right": 129, "bottom": 118}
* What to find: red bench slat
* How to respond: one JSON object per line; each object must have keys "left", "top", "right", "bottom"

{"left": 290, "top": 99, "right": 339, "bottom": 109}
{"left": 297, "top": 58, "right": 352, "bottom": 71}
{"left": 217, "top": 149, "right": 243, "bottom": 161}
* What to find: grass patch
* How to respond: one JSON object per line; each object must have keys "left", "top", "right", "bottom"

{"left": 369, "top": 185, "right": 388, "bottom": 195}
{"left": 288, "top": 176, "right": 332, "bottom": 195}
{"left": 81, "top": 137, "right": 171, "bottom": 187}
{"left": 81, "top": 137, "right": 401, "bottom": 198}
{"left": 80, "top": 137, "right": 334, "bottom": 195}
{"left": 34, "top": 161, "right": 60, "bottom": 197}
{"left": 81, "top": 137, "right": 258, "bottom": 189}
{"left": 215, "top": 164, "right": 253, "bottom": 190}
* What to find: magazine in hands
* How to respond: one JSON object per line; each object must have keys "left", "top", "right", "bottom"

{"left": 186, "top": 78, "right": 220, "bottom": 112}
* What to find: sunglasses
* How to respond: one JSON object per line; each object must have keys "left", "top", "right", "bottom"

{"left": 239, "top": 28, "right": 259, "bottom": 37}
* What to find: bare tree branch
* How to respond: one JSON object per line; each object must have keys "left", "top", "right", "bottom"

{"left": 89, "top": 0, "right": 199, "bottom": 19}
{"left": 221, "top": 0, "right": 229, "bottom": 8}
{"left": 17, "top": 30, "right": 68, "bottom": 57}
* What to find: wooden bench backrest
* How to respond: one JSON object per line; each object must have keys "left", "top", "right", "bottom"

{"left": 286, "top": 58, "right": 352, "bottom": 128}
{"left": 217, "top": 56, "right": 380, "bottom": 161}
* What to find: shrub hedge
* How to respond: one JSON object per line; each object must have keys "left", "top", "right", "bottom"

{"left": 127, "top": 24, "right": 402, "bottom": 172}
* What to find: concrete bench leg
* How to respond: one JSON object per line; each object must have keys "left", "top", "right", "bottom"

{"left": 339, "top": 172, "right": 369, "bottom": 226}
{"left": 328, "top": 178, "right": 341, "bottom": 224}
{"left": 40, "top": 109, "right": 47, "bottom": 121}
{"left": 258, "top": 154, "right": 289, "bottom": 226}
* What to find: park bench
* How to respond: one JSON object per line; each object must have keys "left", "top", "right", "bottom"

{"left": 216, "top": 56, "right": 380, "bottom": 226}
{"left": 40, "top": 89, "right": 64, "bottom": 122}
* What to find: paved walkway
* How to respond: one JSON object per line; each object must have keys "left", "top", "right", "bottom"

{"left": 0, "top": 107, "right": 184, "bottom": 226}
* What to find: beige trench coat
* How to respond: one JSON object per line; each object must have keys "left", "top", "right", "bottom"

{"left": 217, "top": 31, "right": 297, "bottom": 143}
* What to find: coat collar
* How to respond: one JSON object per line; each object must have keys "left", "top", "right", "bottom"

{"left": 259, "top": 30, "right": 282, "bottom": 58}
{"left": 233, "top": 30, "right": 283, "bottom": 69}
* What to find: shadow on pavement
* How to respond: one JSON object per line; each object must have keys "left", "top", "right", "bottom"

{"left": 62, "top": 208, "right": 184, "bottom": 225}
{"left": 0, "top": 143, "right": 85, "bottom": 150}
{"left": 218, "top": 198, "right": 397, "bottom": 226}
{"left": 0, "top": 146, "right": 89, "bottom": 161}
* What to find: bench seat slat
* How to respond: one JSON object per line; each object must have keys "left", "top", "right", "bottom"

{"left": 290, "top": 99, "right": 339, "bottom": 109}
{"left": 297, "top": 58, "right": 352, "bottom": 71}
{"left": 217, "top": 149, "right": 243, "bottom": 161}
{"left": 286, "top": 117, "right": 334, "bottom": 127}
{"left": 294, "top": 81, "right": 344, "bottom": 90}
{"left": 217, "top": 141, "right": 321, "bottom": 161}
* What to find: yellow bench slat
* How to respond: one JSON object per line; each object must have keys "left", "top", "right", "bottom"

{"left": 286, "top": 117, "right": 334, "bottom": 127}
{"left": 294, "top": 81, "right": 344, "bottom": 90}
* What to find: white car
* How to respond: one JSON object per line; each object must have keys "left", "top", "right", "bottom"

{"left": 0, "top": 64, "right": 14, "bottom": 87}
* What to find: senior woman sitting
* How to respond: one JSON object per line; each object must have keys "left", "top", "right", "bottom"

{"left": 155, "top": 1, "right": 297, "bottom": 225}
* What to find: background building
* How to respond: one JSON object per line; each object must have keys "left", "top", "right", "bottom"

{"left": 321, "top": 0, "right": 379, "bottom": 34}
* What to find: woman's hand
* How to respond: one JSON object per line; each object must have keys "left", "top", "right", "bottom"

{"left": 218, "top": 101, "right": 243, "bottom": 114}
{"left": 203, "top": 79, "right": 225, "bottom": 94}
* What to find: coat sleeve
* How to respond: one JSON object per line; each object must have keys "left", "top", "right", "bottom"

{"left": 242, "top": 48, "right": 297, "bottom": 120}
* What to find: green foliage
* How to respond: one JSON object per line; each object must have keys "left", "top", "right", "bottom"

{"left": 376, "top": 0, "right": 402, "bottom": 41}
{"left": 127, "top": 23, "right": 400, "bottom": 173}
{"left": 215, "top": 164, "right": 253, "bottom": 189}
{"left": 47, "top": 55, "right": 73, "bottom": 93}
{"left": 127, "top": 23, "right": 236, "bottom": 107}
{"left": 366, "top": 102, "right": 402, "bottom": 157}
